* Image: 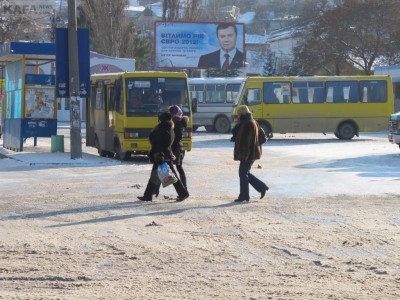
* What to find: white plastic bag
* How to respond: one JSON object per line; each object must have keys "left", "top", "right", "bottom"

{"left": 157, "top": 162, "right": 178, "bottom": 187}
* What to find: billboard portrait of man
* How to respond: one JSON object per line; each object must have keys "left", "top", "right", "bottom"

{"left": 154, "top": 21, "right": 245, "bottom": 70}
{"left": 197, "top": 23, "right": 244, "bottom": 69}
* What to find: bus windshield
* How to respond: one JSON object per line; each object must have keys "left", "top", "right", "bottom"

{"left": 126, "top": 77, "right": 189, "bottom": 116}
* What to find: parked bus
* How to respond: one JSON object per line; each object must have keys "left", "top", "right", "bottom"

{"left": 86, "top": 71, "right": 192, "bottom": 160}
{"left": 189, "top": 77, "right": 244, "bottom": 133}
{"left": 232, "top": 76, "right": 394, "bottom": 140}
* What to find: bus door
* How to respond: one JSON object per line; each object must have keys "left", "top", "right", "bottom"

{"left": 93, "top": 81, "right": 108, "bottom": 150}
{"left": 104, "top": 84, "right": 117, "bottom": 152}
{"left": 243, "top": 87, "right": 263, "bottom": 120}
{"left": 86, "top": 84, "right": 96, "bottom": 147}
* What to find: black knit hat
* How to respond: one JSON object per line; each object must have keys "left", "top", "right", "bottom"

{"left": 158, "top": 112, "right": 171, "bottom": 122}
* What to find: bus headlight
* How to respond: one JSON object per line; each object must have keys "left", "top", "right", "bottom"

{"left": 124, "top": 131, "right": 139, "bottom": 138}
{"left": 183, "top": 131, "right": 192, "bottom": 138}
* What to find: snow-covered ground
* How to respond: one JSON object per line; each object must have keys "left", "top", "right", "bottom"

{"left": 1, "top": 129, "right": 399, "bottom": 299}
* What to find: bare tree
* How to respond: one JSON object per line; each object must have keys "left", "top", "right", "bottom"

{"left": 79, "top": 0, "right": 130, "bottom": 57}
{"left": 0, "top": 9, "right": 49, "bottom": 44}
{"left": 162, "top": 0, "right": 180, "bottom": 21}
{"left": 293, "top": 0, "right": 400, "bottom": 75}
{"left": 182, "top": 0, "right": 202, "bottom": 21}
{"left": 78, "top": 0, "right": 152, "bottom": 69}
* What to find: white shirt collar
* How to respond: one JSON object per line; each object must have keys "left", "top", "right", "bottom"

{"left": 220, "top": 48, "right": 237, "bottom": 66}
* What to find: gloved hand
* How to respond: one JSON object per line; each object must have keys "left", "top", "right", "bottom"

{"left": 153, "top": 152, "right": 165, "bottom": 164}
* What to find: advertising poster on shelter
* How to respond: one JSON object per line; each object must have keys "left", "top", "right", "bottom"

{"left": 25, "top": 87, "right": 55, "bottom": 119}
{"left": 154, "top": 21, "right": 245, "bottom": 69}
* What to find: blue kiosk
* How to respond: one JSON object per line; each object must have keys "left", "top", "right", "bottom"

{"left": 0, "top": 42, "right": 57, "bottom": 151}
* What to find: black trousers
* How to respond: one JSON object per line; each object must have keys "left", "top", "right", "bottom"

{"left": 143, "top": 161, "right": 188, "bottom": 200}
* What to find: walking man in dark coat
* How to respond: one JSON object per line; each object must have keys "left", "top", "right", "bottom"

{"left": 231, "top": 105, "right": 269, "bottom": 202}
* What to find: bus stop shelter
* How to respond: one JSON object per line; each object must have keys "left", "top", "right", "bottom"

{"left": 0, "top": 41, "right": 57, "bottom": 151}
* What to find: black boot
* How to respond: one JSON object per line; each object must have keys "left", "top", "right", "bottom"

{"left": 173, "top": 180, "right": 189, "bottom": 202}
{"left": 138, "top": 180, "right": 158, "bottom": 202}
{"left": 137, "top": 196, "right": 152, "bottom": 201}
{"left": 152, "top": 184, "right": 160, "bottom": 198}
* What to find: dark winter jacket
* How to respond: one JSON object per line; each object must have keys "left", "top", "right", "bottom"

{"left": 233, "top": 116, "right": 262, "bottom": 161}
{"left": 171, "top": 116, "right": 189, "bottom": 155}
{"left": 149, "top": 119, "right": 175, "bottom": 163}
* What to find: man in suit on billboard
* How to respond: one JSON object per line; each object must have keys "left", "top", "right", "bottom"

{"left": 198, "top": 23, "right": 244, "bottom": 69}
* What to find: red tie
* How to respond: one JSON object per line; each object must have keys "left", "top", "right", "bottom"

{"left": 222, "top": 54, "right": 230, "bottom": 69}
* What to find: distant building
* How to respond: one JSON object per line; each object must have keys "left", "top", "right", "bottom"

{"left": 244, "top": 27, "right": 301, "bottom": 76}
{"left": 244, "top": 34, "right": 268, "bottom": 75}
{"left": 90, "top": 51, "right": 135, "bottom": 75}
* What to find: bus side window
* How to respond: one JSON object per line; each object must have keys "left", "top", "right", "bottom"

{"left": 333, "top": 87, "right": 345, "bottom": 103}
{"left": 263, "top": 82, "right": 279, "bottom": 103}
{"left": 281, "top": 84, "right": 290, "bottom": 103}
{"left": 226, "top": 83, "right": 241, "bottom": 103}
{"left": 246, "top": 88, "right": 261, "bottom": 105}
{"left": 95, "top": 87, "right": 103, "bottom": 109}
{"left": 189, "top": 84, "right": 204, "bottom": 104}
{"left": 347, "top": 84, "right": 359, "bottom": 103}
{"left": 292, "top": 82, "right": 307, "bottom": 103}
{"left": 298, "top": 88, "right": 309, "bottom": 103}
{"left": 192, "top": 97, "right": 198, "bottom": 112}
{"left": 114, "top": 79, "right": 123, "bottom": 114}
{"left": 313, "top": 88, "right": 325, "bottom": 103}
{"left": 326, "top": 83, "right": 345, "bottom": 103}
{"left": 109, "top": 87, "right": 116, "bottom": 111}
{"left": 360, "top": 80, "right": 387, "bottom": 103}
{"left": 206, "top": 84, "right": 225, "bottom": 103}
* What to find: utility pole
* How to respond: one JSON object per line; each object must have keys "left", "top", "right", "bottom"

{"left": 67, "top": 0, "right": 82, "bottom": 159}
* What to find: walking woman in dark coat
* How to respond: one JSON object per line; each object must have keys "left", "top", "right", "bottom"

{"left": 169, "top": 105, "right": 189, "bottom": 189}
{"left": 138, "top": 112, "right": 189, "bottom": 202}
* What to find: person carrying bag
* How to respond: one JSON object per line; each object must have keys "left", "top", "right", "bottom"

{"left": 137, "top": 112, "right": 189, "bottom": 202}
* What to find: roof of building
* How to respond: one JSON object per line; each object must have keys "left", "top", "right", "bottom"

{"left": 237, "top": 11, "right": 256, "bottom": 24}
{"left": 245, "top": 34, "right": 268, "bottom": 45}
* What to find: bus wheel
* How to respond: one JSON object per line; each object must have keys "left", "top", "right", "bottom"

{"left": 114, "top": 140, "right": 130, "bottom": 161}
{"left": 338, "top": 123, "right": 356, "bottom": 140}
{"left": 334, "top": 132, "right": 339, "bottom": 138}
{"left": 205, "top": 125, "right": 215, "bottom": 132}
{"left": 95, "top": 136, "right": 107, "bottom": 157}
{"left": 215, "top": 115, "right": 231, "bottom": 133}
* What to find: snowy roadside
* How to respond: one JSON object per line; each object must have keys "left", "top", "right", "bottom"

{"left": 0, "top": 130, "right": 399, "bottom": 299}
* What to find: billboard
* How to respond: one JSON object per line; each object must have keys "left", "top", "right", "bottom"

{"left": 154, "top": 21, "right": 245, "bottom": 70}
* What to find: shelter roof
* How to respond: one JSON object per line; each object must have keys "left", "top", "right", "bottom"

{"left": 0, "top": 42, "right": 55, "bottom": 65}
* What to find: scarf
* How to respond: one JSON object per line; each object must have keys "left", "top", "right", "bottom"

{"left": 230, "top": 114, "right": 253, "bottom": 142}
